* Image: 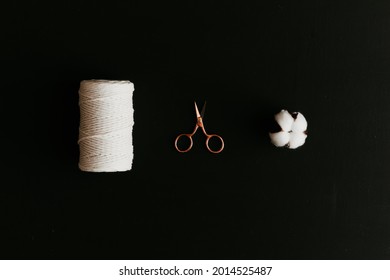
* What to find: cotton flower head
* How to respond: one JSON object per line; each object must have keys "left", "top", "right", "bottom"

{"left": 269, "top": 110, "right": 308, "bottom": 149}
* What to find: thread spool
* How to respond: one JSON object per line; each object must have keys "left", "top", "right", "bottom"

{"left": 78, "top": 79, "right": 134, "bottom": 172}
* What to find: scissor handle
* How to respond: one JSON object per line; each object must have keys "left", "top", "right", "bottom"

{"left": 205, "top": 134, "right": 224, "bottom": 153}
{"left": 175, "top": 133, "right": 193, "bottom": 153}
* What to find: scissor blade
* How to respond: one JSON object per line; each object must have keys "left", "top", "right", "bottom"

{"left": 200, "top": 101, "right": 206, "bottom": 119}
{"left": 194, "top": 102, "right": 201, "bottom": 118}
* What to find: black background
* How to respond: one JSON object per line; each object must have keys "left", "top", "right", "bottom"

{"left": 1, "top": 0, "right": 390, "bottom": 259}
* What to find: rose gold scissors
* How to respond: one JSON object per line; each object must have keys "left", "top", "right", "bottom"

{"left": 175, "top": 102, "right": 224, "bottom": 153}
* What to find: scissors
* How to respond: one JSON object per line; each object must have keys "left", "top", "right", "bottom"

{"left": 175, "top": 102, "right": 224, "bottom": 153}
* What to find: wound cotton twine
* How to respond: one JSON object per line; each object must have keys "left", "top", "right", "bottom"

{"left": 78, "top": 80, "right": 134, "bottom": 172}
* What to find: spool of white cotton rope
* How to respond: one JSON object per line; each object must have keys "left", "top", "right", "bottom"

{"left": 78, "top": 80, "right": 134, "bottom": 172}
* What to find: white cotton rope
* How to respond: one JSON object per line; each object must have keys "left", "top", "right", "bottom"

{"left": 78, "top": 80, "right": 134, "bottom": 172}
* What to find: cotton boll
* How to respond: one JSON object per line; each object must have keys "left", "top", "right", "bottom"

{"left": 291, "top": 112, "right": 307, "bottom": 132}
{"left": 269, "top": 110, "right": 308, "bottom": 149}
{"left": 274, "top": 110, "right": 294, "bottom": 131}
{"left": 287, "top": 131, "right": 307, "bottom": 149}
{"left": 269, "top": 131, "right": 290, "bottom": 147}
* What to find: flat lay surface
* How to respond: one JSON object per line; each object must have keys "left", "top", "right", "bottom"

{"left": 1, "top": 0, "right": 390, "bottom": 259}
